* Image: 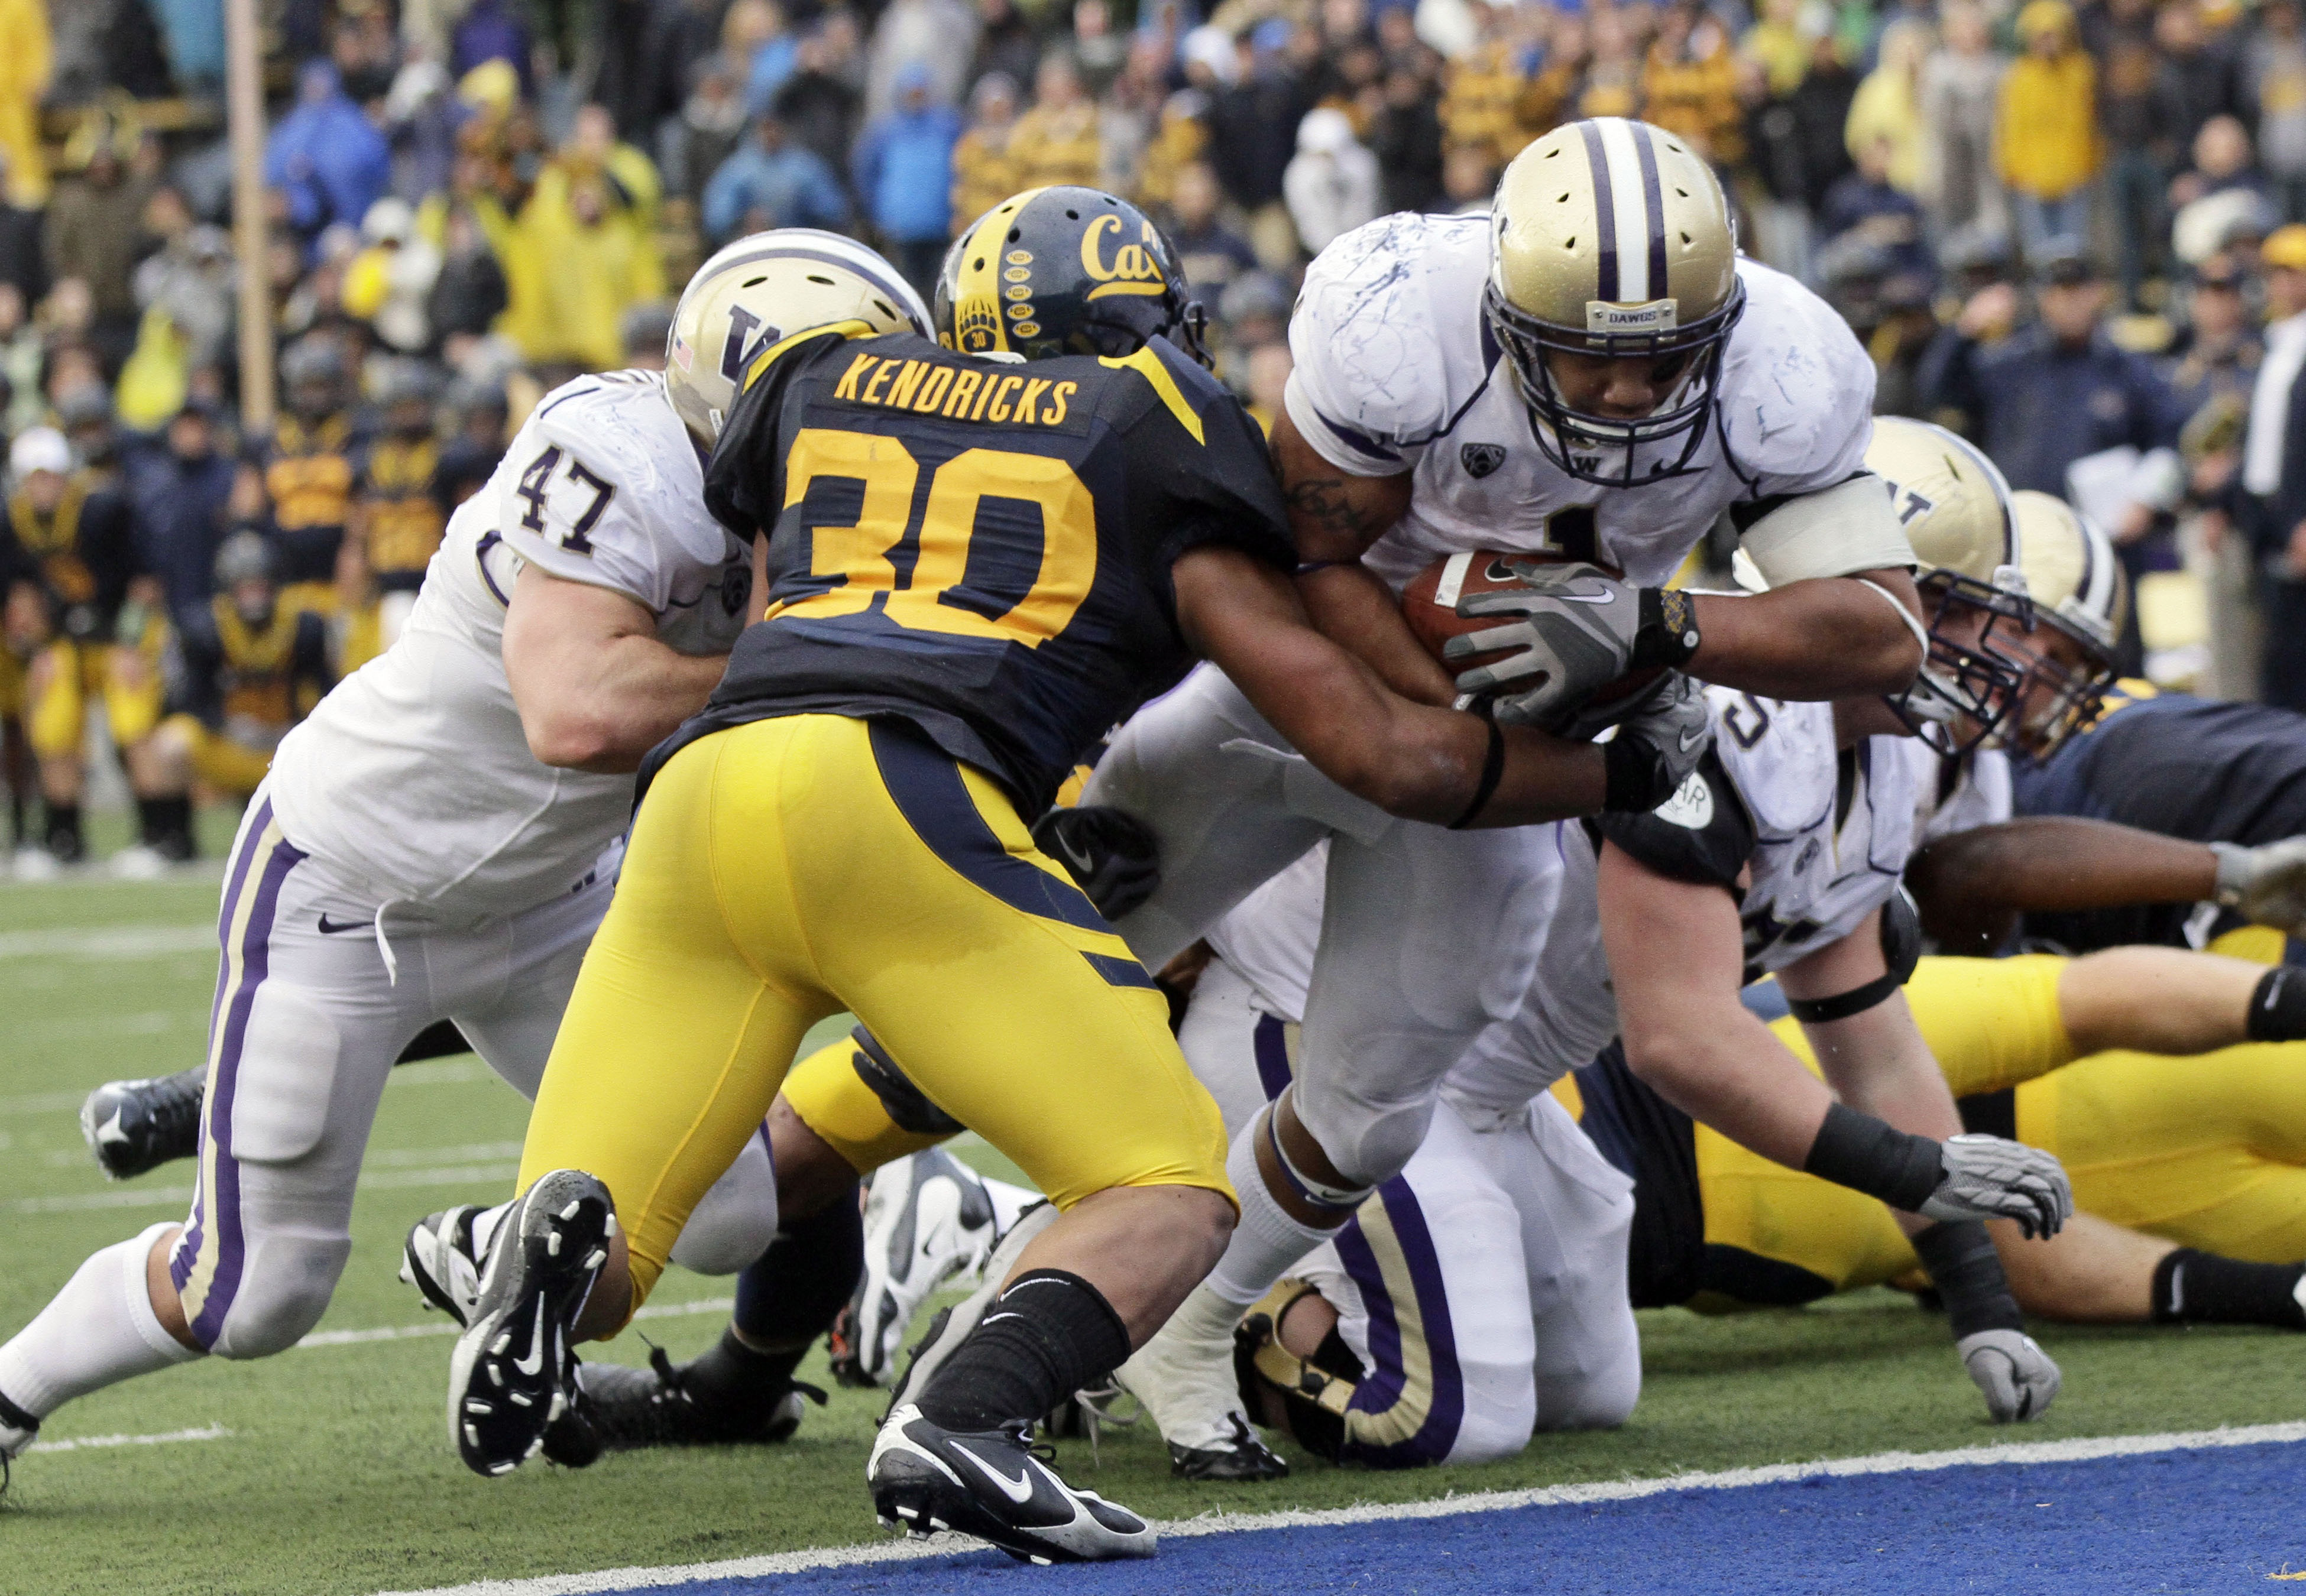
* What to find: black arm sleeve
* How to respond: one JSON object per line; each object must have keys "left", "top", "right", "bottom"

{"left": 1591, "top": 748, "right": 1755, "bottom": 888}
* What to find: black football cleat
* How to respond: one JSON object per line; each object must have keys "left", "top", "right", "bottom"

{"left": 80, "top": 1066, "right": 206, "bottom": 1180}
{"left": 584, "top": 1345, "right": 825, "bottom": 1451}
{"left": 401, "top": 1204, "right": 488, "bottom": 1325}
{"left": 446, "top": 1169, "right": 615, "bottom": 1477}
{"left": 867, "top": 1402, "right": 1156, "bottom": 1564}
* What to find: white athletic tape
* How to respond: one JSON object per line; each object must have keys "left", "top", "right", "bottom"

{"left": 373, "top": 1420, "right": 2306, "bottom": 1596}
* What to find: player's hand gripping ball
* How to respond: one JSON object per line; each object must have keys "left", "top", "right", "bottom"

{"left": 1400, "top": 552, "right": 1663, "bottom": 733}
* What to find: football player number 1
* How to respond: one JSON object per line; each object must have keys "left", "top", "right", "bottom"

{"left": 775, "top": 427, "right": 1097, "bottom": 647}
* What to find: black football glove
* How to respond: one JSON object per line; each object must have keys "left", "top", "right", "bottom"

{"left": 1030, "top": 805, "right": 1161, "bottom": 921}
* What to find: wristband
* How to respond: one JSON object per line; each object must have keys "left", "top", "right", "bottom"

{"left": 1449, "top": 717, "right": 1507, "bottom": 829}
{"left": 1910, "top": 1220, "right": 2025, "bottom": 1338}
{"left": 2210, "top": 840, "right": 2249, "bottom": 907}
{"left": 1631, "top": 588, "right": 1702, "bottom": 670}
{"left": 1801, "top": 1101, "right": 1944, "bottom": 1212}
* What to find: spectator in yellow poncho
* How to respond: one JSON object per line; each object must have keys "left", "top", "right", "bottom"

{"left": 498, "top": 106, "right": 666, "bottom": 370}
{"left": 1847, "top": 17, "right": 1931, "bottom": 196}
{"left": 0, "top": 0, "right": 48, "bottom": 207}
{"left": 1997, "top": 0, "right": 2100, "bottom": 261}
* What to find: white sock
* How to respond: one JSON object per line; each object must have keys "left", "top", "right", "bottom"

{"left": 1204, "top": 1119, "right": 1347, "bottom": 1307}
{"left": 0, "top": 1223, "right": 200, "bottom": 1422}
{"left": 982, "top": 1176, "right": 1039, "bottom": 1235}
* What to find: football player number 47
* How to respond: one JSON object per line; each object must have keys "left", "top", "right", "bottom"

{"left": 516, "top": 445, "right": 619, "bottom": 556}
{"left": 773, "top": 426, "right": 1098, "bottom": 648}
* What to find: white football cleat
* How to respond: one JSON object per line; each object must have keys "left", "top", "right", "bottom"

{"left": 837, "top": 1148, "right": 1000, "bottom": 1386}
{"left": 108, "top": 843, "right": 170, "bottom": 880}
{"left": 882, "top": 1199, "right": 1057, "bottom": 1416}
{"left": 1115, "top": 1284, "right": 1288, "bottom": 1480}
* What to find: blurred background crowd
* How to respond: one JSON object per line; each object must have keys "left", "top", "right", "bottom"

{"left": 8, "top": 0, "right": 2306, "bottom": 874}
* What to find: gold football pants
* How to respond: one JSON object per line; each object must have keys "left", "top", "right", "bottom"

{"left": 519, "top": 714, "right": 1232, "bottom": 1309}
{"left": 1686, "top": 953, "right": 2306, "bottom": 1296}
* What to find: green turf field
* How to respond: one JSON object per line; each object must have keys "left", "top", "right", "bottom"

{"left": 4, "top": 859, "right": 2304, "bottom": 1596}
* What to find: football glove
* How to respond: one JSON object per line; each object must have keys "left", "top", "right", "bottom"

{"left": 1599, "top": 672, "right": 1715, "bottom": 813}
{"left": 1957, "top": 1328, "right": 2061, "bottom": 1423}
{"left": 1918, "top": 1134, "right": 2074, "bottom": 1240}
{"left": 1030, "top": 805, "right": 1161, "bottom": 922}
{"left": 1445, "top": 561, "right": 1701, "bottom": 728}
{"left": 2211, "top": 836, "right": 2306, "bottom": 935}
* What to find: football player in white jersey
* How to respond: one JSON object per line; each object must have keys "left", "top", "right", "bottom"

{"left": 1081, "top": 119, "right": 1948, "bottom": 1472}
{"left": 0, "top": 232, "right": 931, "bottom": 1487}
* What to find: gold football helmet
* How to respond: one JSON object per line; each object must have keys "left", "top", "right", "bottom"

{"left": 2006, "top": 489, "right": 2128, "bottom": 757}
{"left": 665, "top": 229, "right": 930, "bottom": 445}
{"left": 1486, "top": 117, "right": 1744, "bottom": 486}
{"left": 1864, "top": 417, "right": 2035, "bottom": 751}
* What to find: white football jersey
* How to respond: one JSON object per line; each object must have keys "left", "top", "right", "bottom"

{"left": 268, "top": 371, "right": 749, "bottom": 921}
{"left": 1899, "top": 740, "right": 2013, "bottom": 845}
{"left": 1284, "top": 212, "right": 1878, "bottom": 591}
{"left": 1708, "top": 691, "right": 1919, "bottom": 977}
{"left": 1204, "top": 842, "right": 1329, "bottom": 1023}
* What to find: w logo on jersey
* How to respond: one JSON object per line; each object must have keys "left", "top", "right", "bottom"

{"left": 720, "top": 307, "right": 783, "bottom": 384}
{"left": 1460, "top": 442, "right": 1505, "bottom": 479}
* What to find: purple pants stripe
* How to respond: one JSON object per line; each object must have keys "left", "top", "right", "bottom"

{"left": 1334, "top": 1175, "right": 1467, "bottom": 1468}
{"left": 172, "top": 804, "right": 306, "bottom": 1349}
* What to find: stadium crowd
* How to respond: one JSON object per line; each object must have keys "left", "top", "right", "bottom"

{"left": 8, "top": 0, "right": 2306, "bottom": 876}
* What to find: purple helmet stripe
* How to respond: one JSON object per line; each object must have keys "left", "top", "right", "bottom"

{"left": 1578, "top": 119, "right": 1620, "bottom": 303}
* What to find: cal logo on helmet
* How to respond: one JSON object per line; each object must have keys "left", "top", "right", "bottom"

{"left": 937, "top": 186, "right": 1210, "bottom": 365}
{"left": 1080, "top": 215, "right": 1170, "bottom": 300}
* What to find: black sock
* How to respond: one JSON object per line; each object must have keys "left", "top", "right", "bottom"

{"left": 2246, "top": 968, "right": 2306, "bottom": 1043}
{"left": 731, "top": 1179, "right": 864, "bottom": 1359}
{"left": 676, "top": 1326, "right": 809, "bottom": 1418}
{"left": 915, "top": 1269, "right": 1131, "bottom": 1433}
{"left": 2152, "top": 1248, "right": 2306, "bottom": 1329}
{"left": 1911, "top": 1221, "right": 2025, "bottom": 1337}
{"left": 44, "top": 802, "right": 82, "bottom": 861}
{"left": 138, "top": 794, "right": 193, "bottom": 857}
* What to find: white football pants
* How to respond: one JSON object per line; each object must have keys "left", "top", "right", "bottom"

{"left": 1085, "top": 664, "right": 1569, "bottom": 1187}
{"left": 1181, "top": 956, "right": 1641, "bottom": 1465}
{"left": 166, "top": 787, "right": 776, "bottom": 1358}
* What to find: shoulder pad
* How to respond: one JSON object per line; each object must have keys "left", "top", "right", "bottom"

{"left": 1284, "top": 212, "right": 1491, "bottom": 474}
{"left": 1595, "top": 750, "right": 1754, "bottom": 888}
{"left": 1716, "top": 263, "right": 1876, "bottom": 491}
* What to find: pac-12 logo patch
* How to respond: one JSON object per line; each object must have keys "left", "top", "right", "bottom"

{"left": 1460, "top": 442, "right": 1505, "bottom": 479}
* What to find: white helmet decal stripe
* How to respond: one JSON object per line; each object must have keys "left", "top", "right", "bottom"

{"left": 1595, "top": 118, "right": 1656, "bottom": 303}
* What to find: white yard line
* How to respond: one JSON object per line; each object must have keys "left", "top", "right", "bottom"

{"left": 26, "top": 1424, "right": 231, "bottom": 1455}
{"left": 9, "top": 1164, "right": 520, "bottom": 1215}
{"left": 0, "top": 924, "right": 217, "bottom": 961}
{"left": 294, "top": 1296, "right": 737, "bottom": 1350}
{"left": 374, "top": 1420, "right": 2306, "bottom": 1596}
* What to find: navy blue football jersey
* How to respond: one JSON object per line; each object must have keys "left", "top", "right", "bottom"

{"left": 2012, "top": 680, "right": 2306, "bottom": 952}
{"left": 686, "top": 325, "right": 1293, "bottom": 812}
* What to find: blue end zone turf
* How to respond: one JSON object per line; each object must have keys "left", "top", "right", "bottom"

{"left": 580, "top": 1439, "right": 2306, "bottom": 1595}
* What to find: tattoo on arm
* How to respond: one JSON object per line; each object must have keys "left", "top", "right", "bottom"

{"left": 1285, "top": 476, "right": 1384, "bottom": 542}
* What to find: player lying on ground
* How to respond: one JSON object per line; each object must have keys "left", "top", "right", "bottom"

{"left": 0, "top": 231, "right": 904, "bottom": 1493}
{"left": 1072, "top": 121, "right": 1958, "bottom": 1478}
{"left": 436, "top": 189, "right": 1705, "bottom": 1565}
{"left": 1236, "top": 945, "right": 2306, "bottom": 1467}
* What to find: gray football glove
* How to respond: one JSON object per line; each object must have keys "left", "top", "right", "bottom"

{"left": 1918, "top": 1134, "right": 2074, "bottom": 1240}
{"left": 1599, "top": 672, "right": 1714, "bottom": 813}
{"left": 1446, "top": 561, "right": 1641, "bottom": 727}
{"left": 2211, "top": 836, "right": 2306, "bottom": 935}
{"left": 1958, "top": 1328, "right": 2061, "bottom": 1423}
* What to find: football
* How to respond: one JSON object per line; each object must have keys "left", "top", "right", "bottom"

{"left": 1400, "top": 550, "right": 1664, "bottom": 712}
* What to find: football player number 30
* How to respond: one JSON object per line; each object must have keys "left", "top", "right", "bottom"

{"left": 776, "top": 427, "right": 1096, "bottom": 647}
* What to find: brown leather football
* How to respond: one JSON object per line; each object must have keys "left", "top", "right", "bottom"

{"left": 1400, "top": 550, "right": 1662, "bottom": 707}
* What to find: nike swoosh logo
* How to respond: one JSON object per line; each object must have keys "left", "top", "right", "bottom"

{"left": 511, "top": 1299, "right": 548, "bottom": 1377}
{"left": 1556, "top": 590, "right": 1616, "bottom": 605}
{"left": 1054, "top": 831, "right": 1094, "bottom": 875}
{"left": 317, "top": 913, "right": 367, "bottom": 935}
{"left": 951, "top": 1441, "right": 1037, "bottom": 1504}
{"left": 1677, "top": 728, "right": 1706, "bottom": 751}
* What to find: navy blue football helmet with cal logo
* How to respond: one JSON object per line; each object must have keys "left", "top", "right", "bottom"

{"left": 936, "top": 187, "right": 1212, "bottom": 367}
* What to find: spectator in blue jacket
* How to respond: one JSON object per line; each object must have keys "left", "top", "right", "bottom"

{"left": 853, "top": 63, "right": 961, "bottom": 294}
{"left": 1920, "top": 252, "right": 2191, "bottom": 498}
{"left": 263, "top": 61, "right": 393, "bottom": 254}
{"left": 702, "top": 112, "right": 853, "bottom": 244}
{"left": 126, "top": 398, "right": 236, "bottom": 637}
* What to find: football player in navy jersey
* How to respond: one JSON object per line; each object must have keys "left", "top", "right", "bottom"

{"left": 443, "top": 191, "right": 1713, "bottom": 1563}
